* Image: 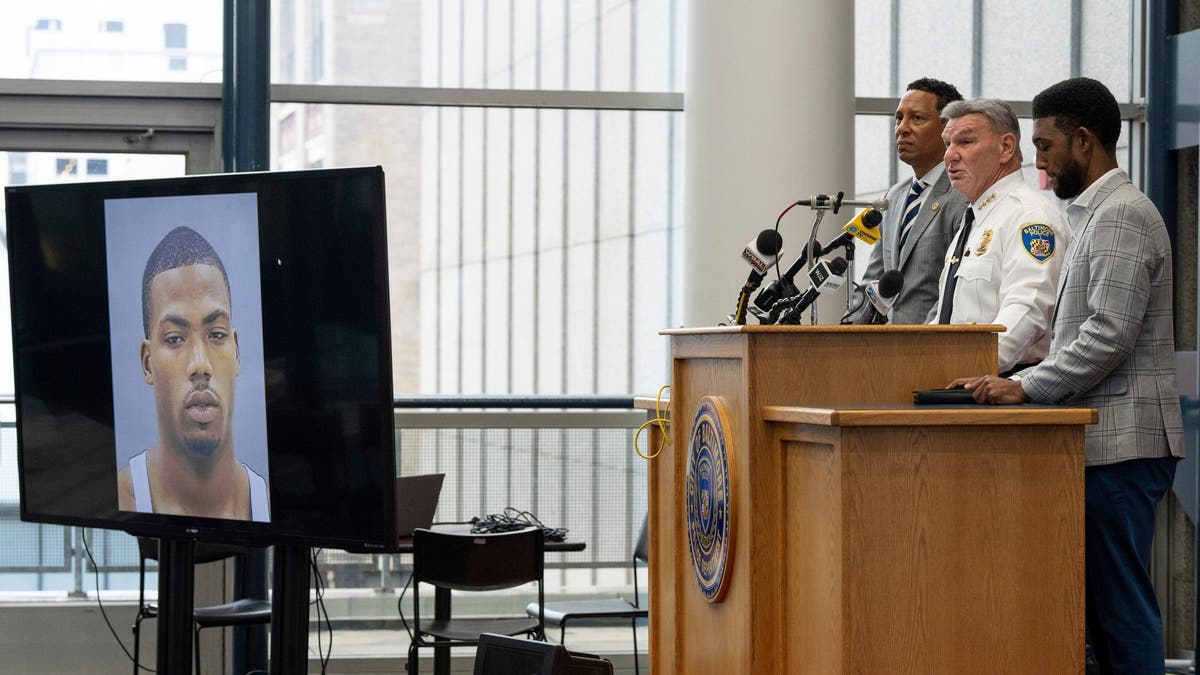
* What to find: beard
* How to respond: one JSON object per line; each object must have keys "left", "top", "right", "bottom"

{"left": 183, "top": 433, "right": 221, "bottom": 459}
{"left": 1053, "top": 157, "right": 1086, "bottom": 199}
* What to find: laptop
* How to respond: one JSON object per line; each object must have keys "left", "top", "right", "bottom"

{"left": 395, "top": 473, "right": 446, "bottom": 540}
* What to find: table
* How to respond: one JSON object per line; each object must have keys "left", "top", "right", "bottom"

{"left": 397, "top": 524, "right": 586, "bottom": 675}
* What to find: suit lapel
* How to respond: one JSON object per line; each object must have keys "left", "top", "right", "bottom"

{"left": 1051, "top": 175, "right": 1126, "bottom": 324}
{"left": 897, "top": 174, "right": 951, "bottom": 270}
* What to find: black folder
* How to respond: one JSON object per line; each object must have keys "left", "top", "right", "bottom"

{"left": 912, "top": 388, "right": 980, "bottom": 405}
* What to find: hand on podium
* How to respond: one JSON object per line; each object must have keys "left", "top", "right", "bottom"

{"left": 946, "top": 375, "right": 1030, "bottom": 404}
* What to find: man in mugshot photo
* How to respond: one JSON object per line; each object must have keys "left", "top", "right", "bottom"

{"left": 117, "top": 225, "right": 269, "bottom": 521}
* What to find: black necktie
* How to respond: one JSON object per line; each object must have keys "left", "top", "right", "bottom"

{"left": 938, "top": 207, "right": 975, "bottom": 324}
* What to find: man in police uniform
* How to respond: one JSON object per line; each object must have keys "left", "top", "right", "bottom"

{"left": 853, "top": 77, "right": 969, "bottom": 325}
{"left": 930, "top": 98, "right": 1067, "bottom": 376}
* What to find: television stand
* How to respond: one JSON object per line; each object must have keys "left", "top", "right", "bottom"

{"left": 271, "top": 544, "right": 312, "bottom": 673}
{"left": 154, "top": 539, "right": 311, "bottom": 674}
{"left": 156, "top": 537, "right": 195, "bottom": 674}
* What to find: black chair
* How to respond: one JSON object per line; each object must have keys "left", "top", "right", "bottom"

{"left": 407, "top": 527, "right": 546, "bottom": 675}
{"left": 525, "top": 515, "right": 648, "bottom": 675}
{"left": 132, "top": 537, "right": 272, "bottom": 675}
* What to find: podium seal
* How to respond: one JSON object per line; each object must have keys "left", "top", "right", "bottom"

{"left": 686, "top": 396, "right": 734, "bottom": 603}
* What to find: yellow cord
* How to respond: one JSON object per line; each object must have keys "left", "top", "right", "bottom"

{"left": 634, "top": 384, "right": 671, "bottom": 460}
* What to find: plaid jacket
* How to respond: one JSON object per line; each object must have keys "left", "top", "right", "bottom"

{"left": 1021, "top": 170, "right": 1184, "bottom": 466}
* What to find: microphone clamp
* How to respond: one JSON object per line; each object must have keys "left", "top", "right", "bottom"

{"left": 797, "top": 193, "right": 890, "bottom": 213}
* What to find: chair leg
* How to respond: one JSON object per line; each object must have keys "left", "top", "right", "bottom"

{"left": 631, "top": 616, "right": 640, "bottom": 675}
{"left": 407, "top": 641, "right": 418, "bottom": 675}
{"left": 194, "top": 624, "right": 201, "bottom": 675}
{"left": 132, "top": 613, "right": 142, "bottom": 675}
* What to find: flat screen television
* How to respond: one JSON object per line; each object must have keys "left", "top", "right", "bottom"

{"left": 5, "top": 166, "right": 398, "bottom": 553}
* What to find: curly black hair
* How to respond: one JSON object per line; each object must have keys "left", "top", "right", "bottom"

{"left": 1032, "top": 77, "right": 1121, "bottom": 152}
{"left": 906, "top": 78, "right": 964, "bottom": 112}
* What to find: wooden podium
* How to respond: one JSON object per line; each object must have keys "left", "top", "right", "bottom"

{"left": 638, "top": 326, "right": 1095, "bottom": 674}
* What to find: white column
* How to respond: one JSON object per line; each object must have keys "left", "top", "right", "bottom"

{"left": 683, "top": 1, "right": 856, "bottom": 325}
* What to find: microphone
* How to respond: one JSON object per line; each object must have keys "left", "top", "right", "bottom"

{"left": 752, "top": 237, "right": 822, "bottom": 313}
{"left": 861, "top": 269, "right": 905, "bottom": 324}
{"left": 776, "top": 256, "right": 848, "bottom": 325}
{"left": 742, "top": 229, "right": 784, "bottom": 278}
{"left": 731, "top": 229, "right": 784, "bottom": 325}
{"left": 818, "top": 208, "right": 884, "bottom": 257}
{"left": 797, "top": 195, "right": 890, "bottom": 212}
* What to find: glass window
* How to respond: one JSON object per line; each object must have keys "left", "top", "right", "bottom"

{"left": 0, "top": 151, "right": 187, "bottom": 594}
{"left": 855, "top": 115, "right": 897, "bottom": 198}
{"left": 981, "top": 0, "right": 1072, "bottom": 100}
{"left": 272, "top": 0, "right": 687, "bottom": 91}
{"left": 279, "top": 0, "right": 296, "bottom": 82}
{"left": 1080, "top": 0, "right": 1133, "bottom": 101}
{"left": 164, "top": 22, "right": 188, "bottom": 70}
{"left": 163, "top": 22, "right": 188, "bottom": 49}
{"left": 310, "top": 0, "right": 324, "bottom": 82}
{"left": 856, "top": 0, "right": 1136, "bottom": 102}
{"left": 271, "top": 103, "right": 682, "bottom": 396}
{"left": 8, "top": 153, "right": 28, "bottom": 185}
{"left": 0, "top": 7, "right": 220, "bottom": 81}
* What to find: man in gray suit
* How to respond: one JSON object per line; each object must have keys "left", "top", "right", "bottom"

{"left": 952, "top": 78, "right": 1184, "bottom": 674}
{"left": 853, "top": 78, "right": 968, "bottom": 324}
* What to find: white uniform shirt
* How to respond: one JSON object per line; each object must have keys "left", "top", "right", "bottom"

{"left": 930, "top": 170, "right": 1068, "bottom": 373}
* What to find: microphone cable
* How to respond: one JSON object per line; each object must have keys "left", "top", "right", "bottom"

{"left": 634, "top": 384, "right": 671, "bottom": 460}
{"left": 470, "top": 508, "right": 569, "bottom": 542}
{"left": 771, "top": 201, "right": 801, "bottom": 281}
{"left": 841, "top": 282, "right": 869, "bottom": 324}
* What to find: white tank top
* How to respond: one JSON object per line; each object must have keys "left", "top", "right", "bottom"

{"left": 128, "top": 450, "right": 270, "bottom": 522}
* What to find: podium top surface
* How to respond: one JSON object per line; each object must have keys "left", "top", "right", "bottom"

{"left": 632, "top": 399, "right": 1096, "bottom": 426}
{"left": 761, "top": 405, "right": 1097, "bottom": 426}
{"left": 660, "top": 324, "right": 1006, "bottom": 336}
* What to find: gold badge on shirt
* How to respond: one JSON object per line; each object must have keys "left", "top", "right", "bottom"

{"left": 974, "top": 229, "right": 993, "bottom": 256}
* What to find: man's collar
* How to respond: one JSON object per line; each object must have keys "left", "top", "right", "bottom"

{"left": 1068, "top": 167, "right": 1125, "bottom": 213}
{"left": 915, "top": 162, "right": 945, "bottom": 187}
{"left": 970, "top": 169, "right": 1024, "bottom": 219}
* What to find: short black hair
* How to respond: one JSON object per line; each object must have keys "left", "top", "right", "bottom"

{"left": 906, "top": 78, "right": 964, "bottom": 112}
{"left": 1032, "top": 77, "right": 1121, "bottom": 152}
{"left": 141, "top": 226, "right": 231, "bottom": 339}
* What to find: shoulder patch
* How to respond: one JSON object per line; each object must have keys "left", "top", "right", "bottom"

{"left": 1021, "top": 223, "right": 1055, "bottom": 263}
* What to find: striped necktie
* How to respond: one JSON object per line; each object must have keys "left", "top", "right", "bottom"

{"left": 896, "top": 180, "right": 926, "bottom": 252}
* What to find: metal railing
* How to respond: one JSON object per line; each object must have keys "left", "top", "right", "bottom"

{"left": 0, "top": 396, "right": 648, "bottom": 596}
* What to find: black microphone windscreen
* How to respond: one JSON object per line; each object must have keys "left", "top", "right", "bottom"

{"left": 863, "top": 209, "right": 883, "bottom": 227}
{"left": 756, "top": 229, "right": 784, "bottom": 256}
{"left": 828, "top": 257, "right": 848, "bottom": 275}
{"left": 878, "top": 270, "right": 904, "bottom": 298}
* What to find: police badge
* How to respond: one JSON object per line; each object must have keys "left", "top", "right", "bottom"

{"left": 1021, "top": 223, "right": 1056, "bottom": 262}
{"left": 974, "top": 229, "right": 993, "bottom": 256}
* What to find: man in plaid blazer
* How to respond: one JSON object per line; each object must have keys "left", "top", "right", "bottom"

{"left": 952, "top": 78, "right": 1184, "bottom": 674}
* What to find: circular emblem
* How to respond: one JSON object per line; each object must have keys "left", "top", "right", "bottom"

{"left": 686, "top": 396, "right": 734, "bottom": 603}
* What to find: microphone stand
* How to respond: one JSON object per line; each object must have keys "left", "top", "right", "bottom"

{"left": 821, "top": 237, "right": 857, "bottom": 319}
{"left": 731, "top": 281, "right": 755, "bottom": 325}
{"left": 802, "top": 191, "right": 843, "bottom": 325}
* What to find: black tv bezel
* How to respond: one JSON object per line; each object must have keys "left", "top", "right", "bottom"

{"left": 5, "top": 166, "right": 398, "bottom": 553}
